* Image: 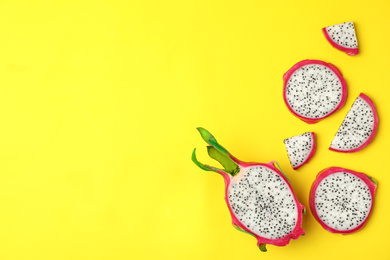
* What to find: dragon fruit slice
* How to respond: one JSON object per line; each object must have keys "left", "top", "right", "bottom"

{"left": 322, "top": 22, "right": 359, "bottom": 56}
{"left": 309, "top": 167, "right": 377, "bottom": 234}
{"left": 192, "top": 128, "right": 305, "bottom": 252}
{"left": 283, "top": 132, "right": 316, "bottom": 170}
{"left": 283, "top": 60, "right": 347, "bottom": 124}
{"left": 330, "top": 93, "right": 378, "bottom": 153}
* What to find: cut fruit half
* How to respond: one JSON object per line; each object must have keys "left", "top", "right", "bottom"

{"left": 192, "top": 128, "right": 305, "bottom": 251}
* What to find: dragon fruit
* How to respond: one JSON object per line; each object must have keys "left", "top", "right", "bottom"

{"left": 309, "top": 167, "right": 377, "bottom": 234}
{"left": 283, "top": 132, "right": 316, "bottom": 170}
{"left": 283, "top": 60, "right": 347, "bottom": 124}
{"left": 322, "top": 22, "right": 359, "bottom": 56}
{"left": 192, "top": 128, "right": 305, "bottom": 252}
{"left": 330, "top": 93, "right": 378, "bottom": 153}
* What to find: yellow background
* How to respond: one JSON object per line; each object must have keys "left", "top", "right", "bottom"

{"left": 0, "top": 0, "right": 388, "bottom": 259}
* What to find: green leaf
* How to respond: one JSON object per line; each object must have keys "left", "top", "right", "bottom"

{"left": 191, "top": 149, "right": 212, "bottom": 171}
{"left": 368, "top": 175, "right": 378, "bottom": 186}
{"left": 192, "top": 128, "right": 239, "bottom": 176}
{"left": 207, "top": 146, "right": 239, "bottom": 176}
{"left": 232, "top": 224, "right": 256, "bottom": 238}
{"left": 258, "top": 243, "right": 267, "bottom": 252}
{"left": 197, "top": 127, "right": 229, "bottom": 155}
{"left": 272, "top": 161, "right": 291, "bottom": 183}
{"left": 192, "top": 148, "right": 224, "bottom": 173}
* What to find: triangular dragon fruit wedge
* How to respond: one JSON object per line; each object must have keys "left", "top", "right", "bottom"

{"left": 309, "top": 167, "right": 377, "bottom": 234}
{"left": 192, "top": 128, "right": 305, "bottom": 252}
{"left": 322, "top": 21, "right": 359, "bottom": 56}
{"left": 283, "top": 60, "right": 347, "bottom": 124}
{"left": 330, "top": 93, "right": 378, "bottom": 153}
{"left": 283, "top": 132, "right": 316, "bottom": 170}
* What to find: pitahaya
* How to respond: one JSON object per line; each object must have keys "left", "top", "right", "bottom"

{"left": 330, "top": 93, "right": 378, "bottom": 153}
{"left": 322, "top": 22, "right": 359, "bottom": 56}
{"left": 192, "top": 128, "right": 305, "bottom": 252}
{"left": 283, "top": 132, "right": 316, "bottom": 170}
{"left": 283, "top": 60, "right": 347, "bottom": 124}
{"left": 309, "top": 167, "right": 377, "bottom": 234}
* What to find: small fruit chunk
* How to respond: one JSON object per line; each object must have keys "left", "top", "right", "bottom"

{"left": 310, "top": 167, "right": 377, "bottom": 234}
{"left": 283, "top": 60, "right": 347, "bottom": 124}
{"left": 329, "top": 93, "right": 378, "bottom": 153}
{"left": 322, "top": 21, "right": 359, "bottom": 56}
{"left": 284, "top": 132, "right": 316, "bottom": 170}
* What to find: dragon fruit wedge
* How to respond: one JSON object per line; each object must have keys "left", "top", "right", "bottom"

{"left": 283, "top": 60, "right": 347, "bottom": 124}
{"left": 330, "top": 93, "right": 378, "bottom": 153}
{"left": 284, "top": 132, "right": 316, "bottom": 170}
{"left": 309, "top": 167, "right": 377, "bottom": 234}
{"left": 322, "top": 22, "right": 359, "bottom": 56}
{"left": 192, "top": 128, "right": 305, "bottom": 252}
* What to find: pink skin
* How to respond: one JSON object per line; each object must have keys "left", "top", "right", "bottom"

{"left": 329, "top": 93, "right": 378, "bottom": 153}
{"left": 309, "top": 167, "right": 377, "bottom": 234}
{"left": 322, "top": 27, "right": 359, "bottom": 56}
{"left": 283, "top": 60, "right": 348, "bottom": 124}
{"left": 293, "top": 132, "right": 316, "bottom": 170}
{"left": 215, "top": 154, "right": 305, "bottom": 247}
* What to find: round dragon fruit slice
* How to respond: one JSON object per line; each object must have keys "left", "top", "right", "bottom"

{"left": 192, "top": 128, "right": 305, "bottom": 252}
{"left": 330, "top": 93, "right": 378, "bottom": 153}
{"left": 322, "top": 22, "right": 359, "bottom": 56}
{"left": 283, "top": 132, "right": 316, "bottom": 170}
{"left": 283, "top": 60, "right": 347, "bottom": 124}
{"left": 309, "top": 167, "right": 377, "bottom": 234}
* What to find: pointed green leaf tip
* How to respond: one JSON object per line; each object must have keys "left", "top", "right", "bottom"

{"left": 192, "top": 149, "right": 211, "bottom": 171}
{"left": 233, "top": 224, "right": 256, "bottom": 238}
{"left": 192, "top": 128, "right": 239, "bottom": 176}
{"left": 272, "top": 161, "right": 291, "bottom": 183}
{"left": 258, "top": 243, "right": 267, "bottom": 252}
{"left": 368, "top": 175, "right": 378, "bottom": 186}
{"left": 197, "top": 127, "right": 229, "bottom": 155}
{"left": 192, "top": 148, "right": 224, "bottom": 173}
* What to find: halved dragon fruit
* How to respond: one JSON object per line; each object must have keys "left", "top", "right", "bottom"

{"left": 322, "top": 22, "right": 359, "bottom": 56}
{"left": 330, "top": 93, "right": 378, "bottom": 153}
{"left": 192, "top": 128, "right": 305, "bottom": 252}
{"left": 309, "top": 167, "right": 377, "bottom": 234}
{"left": 284, "top": 132, "right": 316, "bottom": 170}
{"left": 283, "top": 60, "right": 347, "bottom": 124}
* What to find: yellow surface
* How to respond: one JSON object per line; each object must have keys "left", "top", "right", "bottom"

{"left": 0, "top": 0, "right": 389, "bottom": 259}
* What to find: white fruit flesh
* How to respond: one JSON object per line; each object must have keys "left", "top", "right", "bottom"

{"left": 314, "top": 171, "right": 372, "bottom": 231}
{"left": 330, "top": 96, "right": 375, "bottom": 151}
{"left": 228, "top": 165, "right": 298, "bottom": 239}
{"left": 325, "top": 22, "right": 358, "bottom": 48}
{"left": 284, "top": 132, "right": 314, "bottom": 168}
{"left": 285, "top": 64, "right": 343, "bottom": 119}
